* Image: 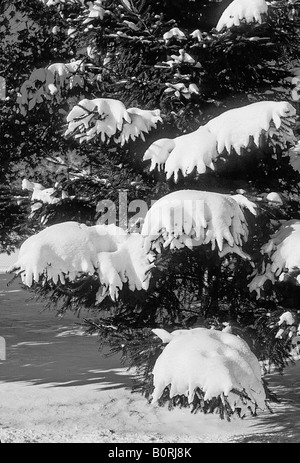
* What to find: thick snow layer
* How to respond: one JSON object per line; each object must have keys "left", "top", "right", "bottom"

{"left": 216, "top": 0, "right": 268, "bottom": 32}
{"left": 205, "top": 101, "right": 296, "bottom": 155}
{"left": 278, "top": 311, "right": 295, "bottom": 327}
{"left": 65, "top": 98, "right": 161, "bottom": 144}
{"left": 151, "top": 328, "right": 266, "bottom": 415}
{"left": 248, "top": 220, "right": 300, "bottom": 297}
{"left": 143, "top": 101, "right": 296, "bottom": 180}
{"left": 141, "top": 190, "right": 255, "bottom": 255}
{"left": 8, "top": 222, "right": 153, "bottom": 302}
{"left": 163, "top": 27, "right": 186, "bottom": 42}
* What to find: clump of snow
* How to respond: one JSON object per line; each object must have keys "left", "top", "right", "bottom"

{"left": 164, "top": 82, "right": 200, "bottom": 100}
{"left": 65, "top": 98, "right": 161, "bottom": 144}
{"left": 216, "top": 0, "right": 268, "bottom": 32}
{"left": 83, "top": 1, "right": 106, "bottom": 24}
{"left": 22, "top": 179, "right": 61, "bottom": 205}
{"left": 266, "top": 192, "right": 283, "bottom": 205}
{"left": 248, "top": 220, "right": 300, "bottom": 297}
{"left": 165, "top": 49, "right": 197, "bottom": 67}
{"left": 8, "top": 222, "right": 153, "bottom": 303}
{"left": 143, "top": 101, "right": 296, "bottom": 181}
{"left": 275, "top": 311, "right": 299, "bottom": 341}
{"left": 95, "top": 232, "right": 154, "bottom": 303}
{"left": 141, "top": 190, "right": 256, "bottom": 256}
{"left": 163, "top": 27, "right": 186, "bottom": 42}
{"left": 278, "top": 311, "right": 295, "bottom": 327}
{"left": 151, "top": 327, "right": 266, "bottom": 416}
{"left": 205, "top": 101, "right": 296, "bottom": 155}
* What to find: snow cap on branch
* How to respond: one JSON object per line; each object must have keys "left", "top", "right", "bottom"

{"left": 141, "top": 189, "right": 255, "bottom": 257}
{"left": 143, "top": 101, "right": 296, "bottom": 180}
{"left": 216, "top": 0, "right": 268, "bottom": 32}
{"left": 9, "top": 222, "right": 154, "bottom": 303}
{"left": 205, "top": 100, "right": 296, "bottom": 155}
{"left": 65, "top": 98, "right": 161, "bottom": 144}
{"left": 248, "top": 220, "right": 300, "bottom": 297}
{"left": 151, "top": 327, "right": 266, "bottom": 416}
{"left": 163, "top": 27, "right": 186, "bottom": 42}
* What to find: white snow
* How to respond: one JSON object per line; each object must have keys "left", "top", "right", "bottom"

{"left": 65, "top": 98, "right": 161, "bottom": 144}
{"left": 205, "top": 101, "right": 296, "bottom": 155}
{"left": 288, "top": 141, "right": 300, "bottom": 173}
{"left": 83, "top": 1, "right": 106, "bottom": 24}
{"left": 143, "top": 101, "right": 296, "bottom": 180}
{"left": 266, "top": 192, "right": 283, "bottom": 205}
{"left": 8, "top": 222, "right": 153, "bottom": 302}
{"left": 249, "top": 220, "right": 300, "bottom": 297}
{"left": 216, "top": 0, "right": 268, "bottom": 32}
{"left": 278, "top": 311, "right": 295, "bottom": 327}
{"left": 141, "top": 190, "right": 255, "bottom": 256}
{"left": 22, "top": 178, "right": 61, "bottom": 207}
{"left": 163, "top": 27, "right": 186, "bottom": 42}
{"left": 151, "top": 327, "right": 266, "bottom": 416}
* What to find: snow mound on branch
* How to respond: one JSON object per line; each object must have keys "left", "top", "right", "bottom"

{"left": 141, "top": 190, "right": 255, "bottom": 256}
{"left": 65, "top": 98, "right": 161, "bottom": 144}
{"left": 8, "top": 222, "right": 153, "bottom": 303}
{"left": 143, "top": 101, "right": 296, "bottom": 180}
{"left": 163, "top": 27, "right": 186, "bottom": 42}
{"left": 216, "top": 0, "right": 268, "bottom": 32}
{"left": 205, "top": 101, "right": 296, "bottom": 155}
{"left": 22, "top": 179, "right": 60, "bottom": 205}
{"left": 83, "top": 1, "right": 106, "bottom": 24}
{"left": 248, "top": 220, "right": 300, "bottom": 298}
{"left": 151, "top": 327, "right": 266, "bottom": 416}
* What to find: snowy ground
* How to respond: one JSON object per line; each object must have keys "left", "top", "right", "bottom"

{"left": 0, "top": 273, "right": 300, "bottom": 443}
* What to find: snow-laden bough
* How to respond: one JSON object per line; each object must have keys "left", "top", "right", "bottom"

{"left": 216, "top": 0, "right": 268, "bottom": 32}
{"left": 151, "top": 327, "right": 266, "bottom": 417}
{"left": 65, "top": 98, "right": 162, "bottom": 144}
{"left": 143, "top": 101, "right": 296, "bottom": 181}
{"left": 8, "top": 221, "right": 154, "bottom": 304}
{"left": 249, "top": 219, "right": 300, "bottom": 298}
{"left": 17, "top": 61, "right": 85, "bottom": 115}
{"left": 141, "top": 190, "right": 256, "bottom": 259}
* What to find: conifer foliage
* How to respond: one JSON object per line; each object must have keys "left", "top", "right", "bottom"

{"left": 2, "top": 0, "right": 300, "bottom": 419}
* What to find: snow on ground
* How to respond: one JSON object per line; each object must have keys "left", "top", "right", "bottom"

{"left": 0, "top": 273, "right": 300, "bottom": 443}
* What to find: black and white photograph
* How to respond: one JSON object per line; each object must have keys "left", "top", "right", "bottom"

{"left": 1, "top": 0, "right": 300, "bottom": 447}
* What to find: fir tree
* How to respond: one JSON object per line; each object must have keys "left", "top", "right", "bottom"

{"left": 2, "top": 0, "right": 300, "bottom": 418}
